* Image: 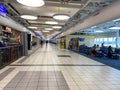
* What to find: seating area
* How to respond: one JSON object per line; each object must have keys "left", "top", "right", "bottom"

{"left": 79, "top": 45, "right": 120, "bottom": 59}
{"left": 68, "top": 45, "right": 120, "bottom": 70}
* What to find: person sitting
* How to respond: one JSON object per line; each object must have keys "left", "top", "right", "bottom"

{"left": 90, "top": 44, "right": 97, "bottom": 56}
{"left": 95, "top": 45, "right": 100, "bottom": 52}
{"left": 107, "top": 45, "right": 113, "bottom": 58}
{"left": 69, "top": 41, "right": 73, "bottom": 49}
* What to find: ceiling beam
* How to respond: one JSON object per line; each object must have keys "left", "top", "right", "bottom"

{"left": 61, "top": 0, "right": 120, "bottom": 36}
{"left": 45, "top": 1, "right": 83, "bottom": 9}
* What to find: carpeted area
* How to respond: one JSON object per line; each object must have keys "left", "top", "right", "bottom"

{"left": 70, "top": 49, "right": 120, "bottom": 70}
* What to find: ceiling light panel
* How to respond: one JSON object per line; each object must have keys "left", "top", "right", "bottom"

{"left": 45, "top": 21, "right": 58, "bottom": 25}
{"left": 16, "top": 0, "right": 45, "bottom": 7}
{"left": 28, "top": 26, "right": 37, "bottom": 29}
{"left": 21, "top": 15, "right": 37, "bottom": 20}
{"left": 45, "top": 28, "right": 53, "bottom": 30}
{"left": 109, "top": 27, "right": 120, "bottom": 30}
{"left": 53, "top": 14, "right": 70, "bottom": 20}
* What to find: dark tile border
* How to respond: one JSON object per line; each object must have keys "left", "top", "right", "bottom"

{"left": 9, "top": 64, "right": 106, "bottom": 66}
{"left": 0, "top": 68, "right": 15, "bottom": 81}
{"left": 57, "top": 55, "right": 71, "bottom": 57}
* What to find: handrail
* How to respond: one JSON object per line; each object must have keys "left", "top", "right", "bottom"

{"left": 0, "top": 45, "right": 22, "bottom": 50}
{"left": 0, "top": 45, "right": 23, "bottom": 69}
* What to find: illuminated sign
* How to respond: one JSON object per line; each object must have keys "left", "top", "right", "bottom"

{"left": 0, "top": 4, "right": 6, "bottom": 16}
{"left": 35, "top": 33, "right": 40, "bottom": 37}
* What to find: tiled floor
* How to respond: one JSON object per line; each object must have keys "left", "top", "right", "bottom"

{"left": 3, "top": 71, "right": 69, "bottom": 90}
{"left": 0, "top": 44, "right": 120, "bottom": 90}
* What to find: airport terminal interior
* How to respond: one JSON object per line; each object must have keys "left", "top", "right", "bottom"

{"left": 1, "top": 0, "right": 120, "bottom": 90}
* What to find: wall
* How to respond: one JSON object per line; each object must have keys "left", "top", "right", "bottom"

{"left": 66, "top": 35, "right": 94, "bottom": 48}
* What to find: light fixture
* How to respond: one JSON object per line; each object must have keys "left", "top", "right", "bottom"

{"left": 45, "top": 21, "right": 58, "bottom": 25}
{"left": 21, "top": 15, "right": 37, "bottom": 20}
{"left": 95, "top": 31, "right": 103, "bottom": 33}
{"left": 28, "top": 26, "right": 37, "bottom": 29}
{"left": 53, "top": 14, "right": 70, "bottom": 20}
{"left": 42, "top": 31, "right": 50, "bottom": 32}
{"left": 113, "top": 18, "right": 120, "bottom": 22}
{"left": 16, "top": 0, "right": 45, "bottom": 7}
{"left": 109, "top": 27, "right": 120, "bottom": 30}
{"left": 52, "top": 26, "right": 62, "bottom": 29}
{"left": 91, "top": 26, "right": 96, "bottom": 28}
{"left": 45, "top": 28, "right": 53, "bottom": 30}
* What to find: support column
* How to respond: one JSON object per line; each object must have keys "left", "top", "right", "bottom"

{"left": 21, "top": 32, "right": 28, "bottom": 56}
{"left": 116, "top": 30, "right": 120, "bottom": 48}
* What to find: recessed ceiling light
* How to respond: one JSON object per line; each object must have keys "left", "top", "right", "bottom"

{"left": 45, "top": 28, "right": 53, "bottom": 30}
{"left": 109, "top": 27, "right": 120, "bottom": 29}
{"left": 28, "top": 26, "right": 37, "bottom": 29}
{"left": 53, "top": 14, "right": 70, "bottom": 20}
{"left": 95, "top": 31, "right": 103, "bottom": 33}
{"left": 42, "top": 31, "right": 50, "bottom": 32}
{"left": 21, "top": 15, "right": 37, "bottom": 20}
{"left": 52, "top": 26, "right": 62, "bottom": 29}
{"left": 45, "top": 21, "right": 58, "bottom": 25}
{"left": 16, "top": 0, "right": 45, "bottom": 7}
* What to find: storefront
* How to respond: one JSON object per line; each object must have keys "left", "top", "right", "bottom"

{"left": 0, "top": 25, "right": 23, "bottom": 68}
{"left": 0, "top": 25, "right": 21, "bottom": 46}
{"left": 59, "top": 36, "right": 66, "bottom": 49}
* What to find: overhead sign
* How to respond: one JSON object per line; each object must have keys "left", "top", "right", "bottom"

{"left": 0, "top": 4, "right": 6, "bottom": 16}
{"left": 35, "top": 33, "right": 41, "bottom": 37}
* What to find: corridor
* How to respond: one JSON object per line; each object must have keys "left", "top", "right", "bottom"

{"left": 0, "top": 44, "right": 120, "bottom": 90}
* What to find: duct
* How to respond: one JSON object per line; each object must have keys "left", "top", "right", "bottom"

{"left": 0, "top": 15, "right": 34, "bottom": 35}
{"left": 61, "top": 0, "right": 120, "bottom": 36}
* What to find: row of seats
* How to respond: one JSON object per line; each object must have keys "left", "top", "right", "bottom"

{"left": 69, "top": 45, "right": 120, "bottom": 60}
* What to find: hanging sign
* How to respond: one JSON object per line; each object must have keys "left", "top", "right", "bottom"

{"left": 0, "top": 4, "right": 6, "bottom": 16}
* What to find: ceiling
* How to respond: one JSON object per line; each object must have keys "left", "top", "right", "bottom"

{"left": 0, "top": 0, "right": 118, "bottom": 39}
{"left": 78, "top": 18, "right": 120, "bottom": 34}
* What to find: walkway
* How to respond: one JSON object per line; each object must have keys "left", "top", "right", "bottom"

{"left": 0, "top": 44, "right": 120, "bottom": 90}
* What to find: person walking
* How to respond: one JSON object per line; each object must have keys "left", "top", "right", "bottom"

{"left": 46, "top": 40, "right": 48, "bottom": 47}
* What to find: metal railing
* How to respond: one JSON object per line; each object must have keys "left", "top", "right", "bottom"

{"left": 0, "top": 45, "right": 23, "bottom": 68}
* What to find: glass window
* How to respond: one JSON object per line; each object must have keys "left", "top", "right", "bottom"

{"left": 109, "top": 38, "right": 112, "bottom": 42}
{"left": 100, "top": 38, "right": 103, "bottom": 42}
{"left": 104, "top": 38, "right": 107, "bottom": 41}
{"left": 96, "top": 38, "right": 99, "bottom": 42}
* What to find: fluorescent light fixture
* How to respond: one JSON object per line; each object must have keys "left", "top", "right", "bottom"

{"left": 53, "top": 14, "right": 70, "bottom": 20}
{"left": 109, "top": 27, "right": 120, "bottom": 30}
{"left": 52, "top": 26, "right": 62, "bottom": 29}
{"left": 95, "top": 31, "right": 103, "bottom": 33}
{"left": 42, "top": 31, "right": 50, "bottom": 32}
{"left": 16, "top": 0, "right": 45, "bottom": 7}
{"left": 28, "top": 26, "right": 37, "bottom": 29}
{"left": 113, "top": 18, "right": 120, "bottom": 22}
{"left": 45, "top": 28, "right": 53, "bottom": 30}
{"left": 91, "top": 26, "right": 96, "bottom": 28}
{"left": 45, "top": 21, "right": 58, "bottom": 25}
{"left": 21, "top": 15, "right": 37, "bottom": 20}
